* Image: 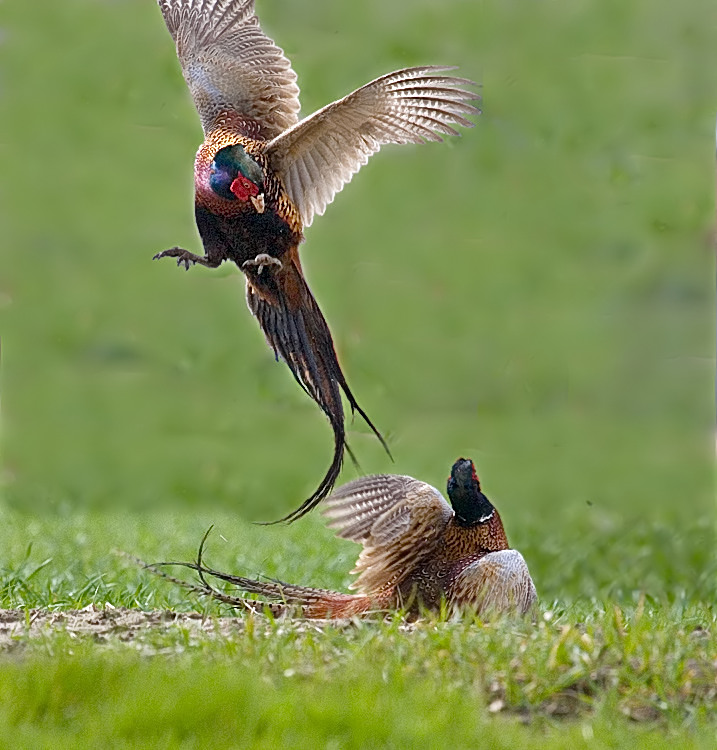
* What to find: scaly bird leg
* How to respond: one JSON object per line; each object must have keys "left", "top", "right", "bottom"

{"left": 242, "top": 253, "right": 282, "bottom": 275}
{"left": 152, "top": 246, "right": 223, "bottom": 271}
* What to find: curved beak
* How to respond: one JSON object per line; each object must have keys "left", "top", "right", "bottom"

{"left": 250, "top": 193, "right": 265, "bottom": 213}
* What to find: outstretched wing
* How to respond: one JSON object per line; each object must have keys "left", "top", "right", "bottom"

{"left": 265, "top": 66, "right": 479, "bottom": 226}
{"left": 323, "top": 474, "right": 454, "bottom": 595}
{"left": 449, "top": 550, "right": 538, "bottom": 615}
{"left": 157, "top": 0, "right": 300, "bottom": 138}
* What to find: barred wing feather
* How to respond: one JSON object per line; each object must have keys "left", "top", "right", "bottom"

{"left": 158, "top": 0, "right": 300, "bottom": 138}
{"left": 324, "top": 474, "right": 454, "bottom": 594}
{"left": 266, "top": 66, "right": 479, "bottom": 226}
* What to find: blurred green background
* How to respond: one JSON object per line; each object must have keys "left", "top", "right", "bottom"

{"left": 0, "top": 0, "right": 714, "bottom": 602}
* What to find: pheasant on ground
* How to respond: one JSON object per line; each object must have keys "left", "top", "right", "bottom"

{"left": 151, "top": 0, "right": 479, "bottom": 521}
{"left": 146, "top": 458, "right": 537, "bottom": 617}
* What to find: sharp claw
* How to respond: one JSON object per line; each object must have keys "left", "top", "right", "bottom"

{"left": 152, "top": 247, "right": 204, "bottom": 270}
{"left": 154, "top": 247, "right": 186, "bottom": 262}
{"left": 242, "top": 253, "right": 282, "bottom": 275}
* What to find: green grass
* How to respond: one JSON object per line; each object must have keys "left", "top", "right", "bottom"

{"left": 1, "top": 0, "right": 715, "bottom": 745}
{"left": 0, "top": 608, "right": 715, "bottom": 748}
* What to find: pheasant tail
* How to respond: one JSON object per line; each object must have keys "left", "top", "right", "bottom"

{"left": 148, "top": 558, "right": 381, "bottom": 618}
{"left": 246, "top": 258, "right": 390, "bottom": 522}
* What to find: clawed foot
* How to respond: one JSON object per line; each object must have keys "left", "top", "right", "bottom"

{"left": 242, "top": 253, "right": 282, "bottom": 275}
{"left": 153, "top": 247, "right": 207, "bottom": 271}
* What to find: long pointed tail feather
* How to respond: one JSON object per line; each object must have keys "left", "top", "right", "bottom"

{"left": 246, "top": 259, "right": 391, "bottom": 522}
{"left": 139, "top": 529, "right": 383, "bottom": 618}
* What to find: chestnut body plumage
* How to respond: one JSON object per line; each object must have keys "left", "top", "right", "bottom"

{"left": 148, "top": 459, "right": 537, "bottom": 617}
{"left": 152, "top": 1, "right": 478, "bottom": 521}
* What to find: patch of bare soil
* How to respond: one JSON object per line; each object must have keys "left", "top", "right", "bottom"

{"left": 0, "top": 606, "right": 247, "bottom": 648}
{"left": 0, "top": 606, "right": 366, "bottom": 651}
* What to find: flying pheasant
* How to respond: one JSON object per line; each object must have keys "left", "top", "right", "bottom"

{"left": 146, "top": 458, "right": 537, "bottom": 617}
{"left": 152, "top": 0, "right": 478, "bottom": 521}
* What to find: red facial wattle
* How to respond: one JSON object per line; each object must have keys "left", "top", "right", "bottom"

{"left": 230, "top": 175, "right": 260, "bottom": 201}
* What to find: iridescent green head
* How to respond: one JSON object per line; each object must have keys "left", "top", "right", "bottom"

{"left": 446, "top": 458, "right": 495, "bottom": 527}
{"left": 209, "top": 144, "right": 265, "bottom": 207}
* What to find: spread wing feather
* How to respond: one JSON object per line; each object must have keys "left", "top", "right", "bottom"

{"left": 323, "top": 475, "right": 454, "bottom": 594}
{"left": 266, "top": 66, "right": 479, "bottom": 226}
{"left": 157, "top": 0, "right": 300, "bottom": 138}
{"left": 449, "top": 550, "right": 538, "bottom": 615}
